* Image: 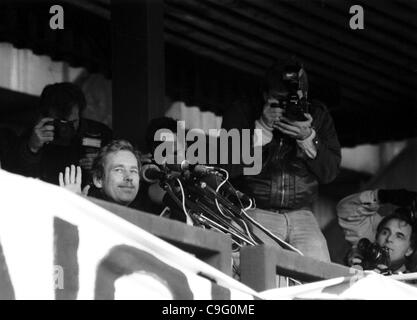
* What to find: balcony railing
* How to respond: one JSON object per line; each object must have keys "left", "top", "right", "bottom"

{"left": 91, "top": 197, "right": 362, "bottom": 289}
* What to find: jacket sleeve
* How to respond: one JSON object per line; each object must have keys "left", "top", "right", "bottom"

{"left": 337, "top": 190, "right": 383, "bottom": 245}
{"left": 302, "top": 103, "right": 341, "bottom": 184}
{"left": 11, "top": 133, "right": 43, "bottom": 178}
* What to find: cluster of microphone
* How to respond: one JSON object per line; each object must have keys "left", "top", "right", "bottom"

{"left": 141, "top": 159, "right": 258, "bottom": 248}
{"left": 140, "top": 160, "right": 250, "bottom": 204}
{"left": 140, "top": 160, "right": 220, "bottom": 184}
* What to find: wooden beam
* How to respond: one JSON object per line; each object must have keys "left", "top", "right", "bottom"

{"left": 360, "top": 0, "right": 417, "bottom": 31}
{"left": 396, "top": 0, "right": 417, "bottom": 12}
{"left": 327, "top": 0, "right": 417, "bottom": 45}
{"left": 164, "top": 32, "right": 265, "bottom": 76}
{"left": 165, "top": 0, "right": 401, "bottom": 104}
{"left": 242, "top": 0, "right": 415, "bottom": 91}
{"left": 284, "top": 0, "right": 416, "bottom": 69}
{"left": 200, "top": 0, "right": 410, "bottom": 97}
{"left": 165, "top": 16, "right": 272, "bottom": 67}
{"left": 61, "top": 0, "right": 110, "bottom": 19}
{"left": 112, "top": 0, "right": 166, "bottom": 150}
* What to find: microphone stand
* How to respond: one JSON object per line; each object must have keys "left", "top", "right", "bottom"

{"left": 185, "top": 179, "right": 262, "bottom": 246}
{"left": 192, "top": 178, "right": 298, "bottom": 252}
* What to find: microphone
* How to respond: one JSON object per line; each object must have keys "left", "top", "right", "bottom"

{"left": 199, "top": 174, "right": 250, "bottom": 203}
{"left": 191, "top": 164, "right": 220, "bottom": 177}
{"left": 162, "top": 159, "right": 220, "bottom": 177}
{"left": 140, "top": 164, "right": 179, "bottom": 183}
{"left": 163, "top": 160, "right": 190, "bottom": 172}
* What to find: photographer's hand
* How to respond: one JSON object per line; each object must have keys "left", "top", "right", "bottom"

{"left": 347, "top": 249, "right": 364, "bottom": 269}
{"left": 274, "top": 113, "right": 313, "bottom": 140}
{"left": 59, "top": 165, "right": 90, "bottom": 196}
{"left": 28, "top": 117, "right": 55, "bottom": 153}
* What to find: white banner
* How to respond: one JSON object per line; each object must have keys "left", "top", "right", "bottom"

{"left": 0, "top": 169, "right": 259, "bottom": 300}
{"left": 260, "top": 272, "right": 417, "bottom": 300}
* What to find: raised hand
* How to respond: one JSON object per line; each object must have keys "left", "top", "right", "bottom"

{"left": 59, "top": 165, "right": 90, "bottom": 196}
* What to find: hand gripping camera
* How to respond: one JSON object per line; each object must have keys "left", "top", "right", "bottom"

{"left": 48, "top": 119, "right": 76, "bottom": 146}
{"left": 270, "top": 64, "right": 309, "bottom": 122}
{"left": 356, "top": 238, "right": 391, "bottom": 273}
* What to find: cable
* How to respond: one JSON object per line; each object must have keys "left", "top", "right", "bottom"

{"left": 214, "top": 168, "right": 230, "bottom": 218}
{"left": 200, "top": 214, "right": 257, "bottom": 246}
{"left": 176, "top": 178, "right": 193, "bottom": 226}
{"left": 218, "top": 168, "right": 252, "bottom": 211}
{"left": 244, "top": 198, "right": 253, "bottom": 211}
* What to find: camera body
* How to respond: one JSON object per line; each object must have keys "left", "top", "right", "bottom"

{"left": 270, "top": 96, "right": 308, "bottom": 122}
{"left": 270, "top": 66, "right": 308, "bottom": 122}
{"left": 48, "top": 119, "right": 76, "bottom": 146}
{"left": 356, "top": 238, "right": 391, "bottom": 271}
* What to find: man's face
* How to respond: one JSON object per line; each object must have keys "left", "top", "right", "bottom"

{"left": 94, "top": 150, "right": 140, "bottom": 206}
{"left": 376, "top": 218, "right": 414, "bottom": 267}
{"left": 48, "top": 104, "right": 80, "bottom": 132}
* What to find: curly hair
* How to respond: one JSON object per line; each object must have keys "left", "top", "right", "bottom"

{"left": 91, "top": 140, "right": 142, "bottom": 181}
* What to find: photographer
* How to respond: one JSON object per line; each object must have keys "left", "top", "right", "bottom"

{"left": 221, "top": 58, "right": 341, "bottom": 262}
{"left": 337, "top": 189, "right": 417, "bottom": 273}
{"left": 12, "top": 82, "right": 112, "bottom": 186}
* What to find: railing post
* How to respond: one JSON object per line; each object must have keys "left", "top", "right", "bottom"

{"left": 240, "top": 245, "right": 363, "bottom": 291}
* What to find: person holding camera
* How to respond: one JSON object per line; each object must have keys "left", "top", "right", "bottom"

{"left": 221, "top": 57, "right": 341, "bottom": 262}
{"left": 337, "top": 189, "right": 417, "bottom": 273}
{"left": 12, "top": 82, "right": 112, "bottom": 186}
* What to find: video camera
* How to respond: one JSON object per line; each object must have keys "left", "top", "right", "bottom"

{"left": 270, "top": 64, "right": 309, "bottom": 122}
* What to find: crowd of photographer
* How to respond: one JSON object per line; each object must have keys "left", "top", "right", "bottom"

{"left": 0, "top": 57, "right": 416, "bottom": 280}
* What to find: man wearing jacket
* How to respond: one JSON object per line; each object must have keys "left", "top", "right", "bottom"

{"left": 12, "top": 82, "right": 112, "bottom": 186}
{"left": 222, "top": 58, "right": 341, "bottom": 262}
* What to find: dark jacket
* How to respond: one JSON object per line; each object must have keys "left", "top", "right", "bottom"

{"left": 222, "top": 98, "right": 341, "bottom": 211}
{"left": 13, "top": 118, "right": 112, "bottom": 186}
{"left": 0, "top": 127, "right": 18, "bottom": 171}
